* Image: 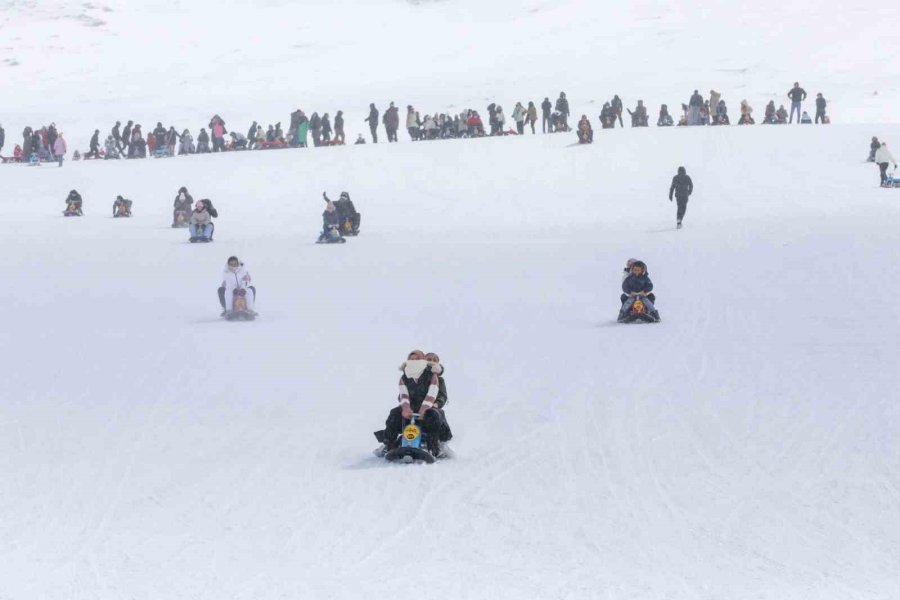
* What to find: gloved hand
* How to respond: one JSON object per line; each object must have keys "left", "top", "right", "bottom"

{"left": 401, "top": 403, "right": 412, "bottom": 419}
{"left": 669, "top": 197, "right": 673, "bottom": 202}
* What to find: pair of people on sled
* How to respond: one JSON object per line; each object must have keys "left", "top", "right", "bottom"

{"left": 620, "top": 259, "right": 660, "bottom": 321}
{"left": 376, "top": 350, "right": 452, "bottom": 457}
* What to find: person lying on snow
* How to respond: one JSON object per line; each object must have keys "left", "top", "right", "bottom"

{"left": 374, "top": 350, "right": 452, "bottom": 457}
{"left": 619, "top": 260, "right": 660, "bottom": 321}
{"left": 219, "top": 256, "right": 256, "bottom": 316}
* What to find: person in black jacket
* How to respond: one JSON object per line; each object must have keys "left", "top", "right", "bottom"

{"left": 611, "top": 94, "right": 624, "bottom": 127}
{"left": 787, "top": 82, "right": 807, "bottom": 124}
{"left": 197, "top": 128, "right": 210, "bottom": 153}
{"left": 319, "top": 196, "right": 342, "bottom": 242}
{"left": 669, "top": 166, "right": 694, "bottom": 228}
{"left": 321, "top": 113, "right": 333, "bottom": 143}
{"left": 814, "top": 93, "right": 827, "bottom": 124}
{"left": 619, "top": 260, "right": 659, "bottom": 322}
{"left": 541, "top": 97, "right": 552, "bottom": 133}
{"left": 374, "top": 350, "right": 448, "bottom": 456}
{"left": 121, "top": 120, "right": 133, "bottom": 154}
{"left": 364, "top": 103, "right": 379, "bottom": 143}
{"left": 555, "top": 92, "right": 570, "bottom": 129}
{"left": 334, "top": 111, "right": 345, "bottom": 144}
{"left": 172, "top": 186, "right": 193, "bottom": 227}
{"left": 87, "top": 129, "right": 100, "bottom": 158}
{"left": 310, "top": 113, "right": 322, "bottom": 147}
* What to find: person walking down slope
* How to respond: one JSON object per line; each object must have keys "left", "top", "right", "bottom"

{"left": 669, "top": 166, "right": 694, "bottom": 229}
{"left": 787, "top": 82, "right": 807, "bottom": 124}
{"left": 874, "top": 142, "right": 897, "bottom": 186}
{"left": 365, "top": 103, "right": 379, "bottom": 143}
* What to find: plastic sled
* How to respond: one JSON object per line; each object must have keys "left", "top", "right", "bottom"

{"left": 384, "top": 414, "right": 436, "bottom": 464}
{"left": 618, "top": 297, "right": 660, "bottom": 324}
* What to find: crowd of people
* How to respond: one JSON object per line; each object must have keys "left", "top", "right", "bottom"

{"left": 0, "top": 83, "right": 835, "bottom": 165}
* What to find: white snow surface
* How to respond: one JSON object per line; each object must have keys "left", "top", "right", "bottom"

{"left": 2, "top": 2, "right": 900, "bottom": 600}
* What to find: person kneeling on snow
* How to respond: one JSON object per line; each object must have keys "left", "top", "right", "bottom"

{"left": 189, "top": 199, "right": 216, "bottom": 241}
{"left": 619, "top": 260, "right": 660, "bottom": 321}
{"left": 218, "top": 256, "right": 256, "bottom": 316}
{"left": 375, "top": 350, "right": 448, "bottom": 456}
{"left": 112, "top": 195, "right": 133, "bottom": 217}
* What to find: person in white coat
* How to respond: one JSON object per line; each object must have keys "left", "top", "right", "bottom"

{"left": 512, "top": 102, "right": 527, "bottom": 134}
{"left": 874, "top": 142, "right": 898, "bottom": 186}
{"left": 218, "top": 256, "right": 256, "bottom": 315}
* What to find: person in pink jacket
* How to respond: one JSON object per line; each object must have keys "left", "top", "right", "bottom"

{"left": 53, "top": 133, "right": 67, "bottom": 167}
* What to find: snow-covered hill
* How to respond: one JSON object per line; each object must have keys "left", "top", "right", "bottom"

{"left": 2, "top": 1, "right": 900, "bottom": 599}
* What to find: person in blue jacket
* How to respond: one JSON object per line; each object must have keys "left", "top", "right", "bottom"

{"left": 619, "top": 260, "right": 660, "bottom": 321}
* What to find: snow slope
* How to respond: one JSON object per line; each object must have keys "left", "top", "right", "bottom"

{"left": 1, "top": 0, "right": 899, "bottom": 149}
{"left": 2, "top": 0, "right": 900, "bottom": 598}
{"left": 2, "top": 123, "right": 900, "bottom": 599}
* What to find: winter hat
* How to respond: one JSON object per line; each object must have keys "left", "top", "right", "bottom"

{"left": 340, "top": 192, "right": 350, "bottom": 201}
{"left": 678, "top": 166, "right": 686, "bottom": 175}
{"left": 625, "top": 258, "right": 638, "bottom": 269}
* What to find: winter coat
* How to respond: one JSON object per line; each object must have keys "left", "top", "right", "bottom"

{"left": 323, "top": 209, "right": 341, "bottom": 229}
{"left": 541, "top": 99, "right": 552, "bottom": 117}
{"left": 190, "top": 208, "right": 211, "bottom": 226}
{"left": 669, "top": 173, "right": 693, "bottom": 199}
{"left": 495, "top": 108, "right": 506, "bottom": 126}
{"left": 611, "top": 95, "right": 623, "bottom": 114}
{"left": 384, "top": 106, "right": 400, "bottom": 129}
{"left": 321, "top": 116, "right": 332, "bottom": 135}
{"left": 222, "top": 265, "right": 252, "bottom": 291}
{"left": 365, "top": 106, "right": 379, "bottom": 127}
{"left": 89, "top": 132, "right": 100, "bottom": 150}
{"left": 399, "top": 365, "right": 440, "bottom": 413}
{"left": 174, "top": 192, "right": 194, "bottom": 210}
{"left": 406, "top": 110, "right": 418, "bottom": 128}
{"left": 0, "top": 126, "right": 5, "bottom": 149}
{"left": 310, "top": 114, "right": 321, "bottom": 130}
{"left": 212, "top": 122, "right": 225, "bottom": 139}
{"left": 709, "top": 91, "right": 721, "bottom": 114}
{"left": 526, "top": 105, "right": 538, "bottom": 123}
{"left": 53, "top": 137, "right": 67, "bottom": 156}
{"left": 874, "top": 146, "right": 897, "bottom": 165}
{"left": 788, "top": 87, "right": 807, "bottom": 102}
{"left": 198, "top": 130, "right": 210, "bottom": 143}
{"left": 512, "top": 104, "right": 527, "bottom": 123}
{"left": 816, "top": 96, "right": 826, "bottom": 112}
{"left": 689, "top": 92, "right": 703, "bottom": 108}
{"left": 335, "top": 113, "right": 344, "bottom": 131}
{"left": 622, "top": 272, "right": 654, "bottom": 295}
{"left": 555, "top": 96, "right": 570, "bottom": 117}
{"left": 740, "top": 101, "right": 753, "bottom": 116}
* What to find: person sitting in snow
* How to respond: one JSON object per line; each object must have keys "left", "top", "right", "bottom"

{"left": 800, "top": 111, "right": 813, "bottom": 124}
{"left": 112, "top": 195, "right": 133, "bottom": 217}
{"left": 354, "top": 134, "right": 366, "bottom": 145}
{"left": 425, "top": 351, "right": 453, "bottom": 445}
{"left": 218, "top": 256, "right": 256, "bottom": 316}
{"left": 622, "top": 258, "right": 656, "bottom": 303}
{"left": 619, "top": 260, "right": 660, "bottom": 322}
{"left": 63, "top": 189, "right": 83, "bottom": 216}
{"left": 657, "top": 104, "right": 674, "bottom": 127}
{"left": 196, "top": 128, "right": 210, "bottom": 153}
{"left": 319, "top": 195, "right": 343, "bottom": 242}
{"left": 577, "top": 115, "right": 593, "bottom": 143}
{"left": 172, "top": 187, "right": 193, "bottom": 227}
{"left": 738, "top": 100, "right": 755, "bottom": 125}
{"left": 775, "top": 105, "right": 788, "bottom": 124}
{"left": 329, "top": 191, "right": 361, "bottom": 235}
{"left": 374, "top": 350, "right": 449, "bottom": 457}
{"left": 627, "top": 100, "right": 649, "bottom": 127}
{"left": 189, "top": 199, "right": 216, "bottom": 242}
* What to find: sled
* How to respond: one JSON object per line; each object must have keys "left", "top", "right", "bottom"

{"left": 384, "top": 414, "right": 436, "bottom": 464}
{"left": 316, "top": 229, "right": 346, "bottom": 244}
{"left": 618, "top": 296, "right": 660, "bottom": 324}
{"left": 224, "top": 289, "right": 256, "bottom": 321}
{"left": 153, "top": 147, "right": 171, "bottom": 158}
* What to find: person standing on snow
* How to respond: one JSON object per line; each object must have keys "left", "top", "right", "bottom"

{"left": 512, "top": 102, "right": 528, "bottom": 134}
{"left": 815, "top": 93, "right": 827, "bottom": 124}
{"left": 334, "top": 111, "right": 345, "bottom": 144}
{"left": 541, "top": 97, "right": 553, "bottom": 133}
{"left": 687, "top": 90, "right": 703, "bottom": 125}
{"left": 555, "top": 92, "right": 570, "bottom": 130}
{"left": 668, "top": 166, "right": 694, "bottom": 229}
{"left": 364, "top": 103, "right": 379, "bottom": 143}
{"left": 874, "top": 142, "right": 897, "bottom": 186}
{"left": 787, "top": 82, "right": 807, "bottom": 124}
{"left": 526, "top": 101, "right": 538, "bottom": 134}
{"left": 53, "top": 132, "right": 67, "bottom": 167}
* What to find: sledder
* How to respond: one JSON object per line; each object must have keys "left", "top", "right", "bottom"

{"left": 330, "top": 191, "right": 361, "bottom": 236}
{"left": 63, "top": 190, "right": 83, "bottom": 216}
{"left": 316, "top": 195, "right": 346, "bottom": 243}
{"left": 112, "top": 195, "right": 133, "bottom": 217}
{"left": 374, "top": 350, "right": 453, "bottom": 463}
{"left": 189, "top": 199, "right": 217, "bottom": 242}
{"left": 218, "top": 256, "right": 257, "bottom": 320}
{"left": 618, "top": 260, "right": 661, "bottom": 323}
{"left": 172, "top": 187, "right": 193, "bottom": 227}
